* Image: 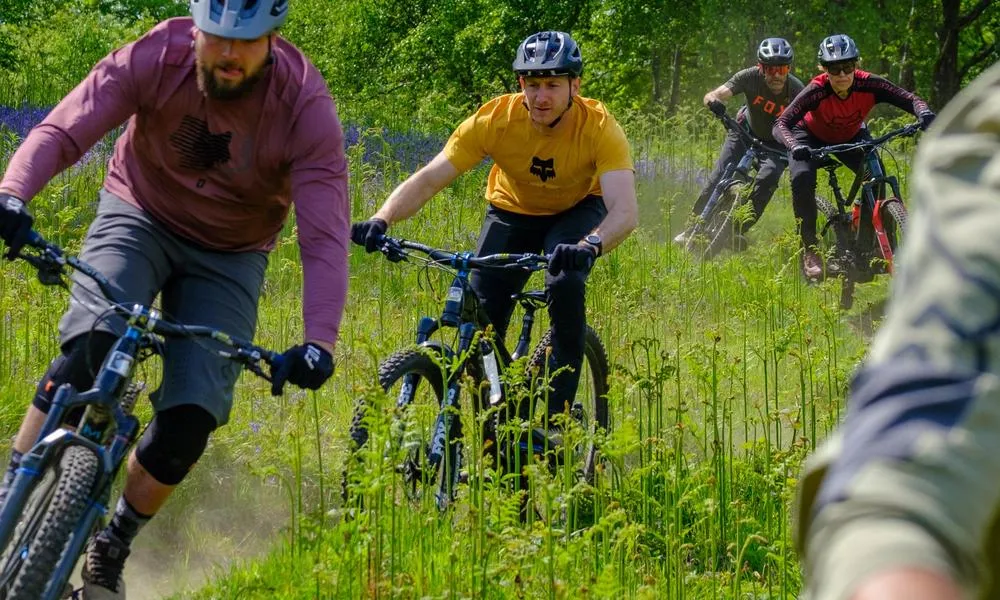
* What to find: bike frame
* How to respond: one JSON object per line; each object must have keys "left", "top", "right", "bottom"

{"left": 0, "top": 233, "right": 276, "bottom": 600}
{"left": 375, "top": 239, "right": 548, "bottom": 508}
{"left": 695, "top": 114, "right": 787, "bottom": 226}
{"left": 818, "top": 125, "right": 916, "bottom": 275}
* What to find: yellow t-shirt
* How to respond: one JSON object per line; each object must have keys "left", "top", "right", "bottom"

{"left": 443, "top": 93, "right": 634, "bottom": 215}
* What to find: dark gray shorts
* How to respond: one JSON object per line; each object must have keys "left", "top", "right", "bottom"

{"left": 59, "top": 189, "right": 268, "bottom": 426}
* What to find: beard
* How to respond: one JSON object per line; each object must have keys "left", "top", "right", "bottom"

{"left": 196, "top": 59, "right": 266, "bottom": 101}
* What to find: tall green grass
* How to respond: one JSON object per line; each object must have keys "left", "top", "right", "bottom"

{"left": 0, "top": 112, "right": 917, "bottom": 598}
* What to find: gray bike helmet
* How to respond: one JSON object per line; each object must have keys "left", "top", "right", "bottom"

{"left": 513, "top": 31, "right": 583, "bottom": 78}
{"left": 818, "top": 34, "right": 859, "bottom": 64}
{"left": 190, "top": 0, "right": 288, "bottom": 40}
{"left": 757, "top": 38, "right": 793, "bottom": 65}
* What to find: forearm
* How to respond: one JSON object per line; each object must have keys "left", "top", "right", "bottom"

{"left": 703, "top": 85, "right": 733, "bottom": 105}
{"left": 590, "top": 203, "right": 637, "bottom": 252}
{"left": 1, "top": 125, "right": 88, "bottom": 201}
{"left": 372, "top": 176, "right": 439, "bottom": 225}
{"left": 372, "top": 153, "right": 460, "bottom": 226}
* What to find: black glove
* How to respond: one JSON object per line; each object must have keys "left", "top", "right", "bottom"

{"left": 270, "top": 342, "right": 334, "bottom": 396}
{"left": 791, "top": 145, "right": 813, "bottom": 161}
{"left": 707, "top": 100, "right": 726, "bottom": 117}
{"left": 0, "top": 194, "right": 33, "bottom": 260}
{"left": 350, "top": 218, "right": 388, "bottom": 253}
{"left": 917, "top": 111, "right": 936, "bottom": 131}
{"left": 547, "top": 243, "right": 597, "bottom": 276}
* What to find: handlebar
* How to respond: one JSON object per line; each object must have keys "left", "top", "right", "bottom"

{"left": 16, "top": 231, "right": 279, "bottom": 380}
{"left": 809, "top": 122, "right": 922, "bottom": 160}
{"left": 375, "top": 234, "right": 549, "bottom": 272}
{"left": 715, "top": 111, "right": 789, "bottom": 158}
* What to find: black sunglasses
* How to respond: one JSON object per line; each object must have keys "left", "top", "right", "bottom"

{"left": 825, "top": 62, "right": 856, "bottom": 75}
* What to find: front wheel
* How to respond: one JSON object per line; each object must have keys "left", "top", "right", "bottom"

{"left": 879, "top": 198, "right": 908, "bottom": 267}
{"left": 703, "top": 182, "right": 754, "bottom": 258}
{"left": 685, "top": 181, "right": 750, "bottom": 259}
{"left": 345, "top": 347, "right": 459, "bottom": 510}
{"left": 0, "top": 445, "right": 99, "bottom": 600}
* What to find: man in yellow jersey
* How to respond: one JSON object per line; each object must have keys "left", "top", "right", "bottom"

{"left": 352, "top": 31, "right": 637, "bottom": 435}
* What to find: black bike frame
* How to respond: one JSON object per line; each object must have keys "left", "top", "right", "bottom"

{"left": 816, "top": 123, "right": 919, "bottom": 273}
{"left": 696, "top": 113, "right": 787, "bottom": 224}
{"left": 376, "top": 238, "right": 547, "bottom": 506}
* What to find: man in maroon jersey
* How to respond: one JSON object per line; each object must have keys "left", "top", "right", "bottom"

{"left": 0, "top": 1, "right": 348, "bottom": 597}
{"left": 773, "top": 34, "right": 934, "bottom": 280}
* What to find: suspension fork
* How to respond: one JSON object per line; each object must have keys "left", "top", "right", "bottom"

{"left": 427, "top": 323, "right": 475, "bottom": 468}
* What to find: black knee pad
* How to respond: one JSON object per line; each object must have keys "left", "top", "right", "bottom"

{"left": 135, "top": 404, "right": 218, "bottom": 486}
{"left": 32, "top": 332, "right": 118, "bottom": 414}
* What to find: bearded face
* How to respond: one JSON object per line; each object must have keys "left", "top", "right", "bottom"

{"left": 194, "top": 31, "right": 272, "bottom": 100}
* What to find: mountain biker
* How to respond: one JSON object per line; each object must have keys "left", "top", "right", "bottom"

{"left": 772, "top": 34, "right": 935, "bottom": 280}
{"left": 794, "top": 62, "right": 1000, "bottom": 600}
{"left": 674, "top": 37, "right": 804, "bottom": 246}
{"left": 0, "top": 1, "right": 346, "bottom": 597}
{"left": 351, "top": 31, "right": 637, "bottom": 440}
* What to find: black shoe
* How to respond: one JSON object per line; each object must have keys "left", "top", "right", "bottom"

{"left": 80, "top": 532, "right": 129, "bottom": 599}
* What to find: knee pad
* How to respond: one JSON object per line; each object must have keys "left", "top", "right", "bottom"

{"left": 32, "top": 332, "right": 118, "bottom": 414}
{"left": 135, "top": 404, "right": 218, "bottom": 486}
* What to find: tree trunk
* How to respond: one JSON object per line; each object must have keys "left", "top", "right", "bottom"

{"left": 667, "top": 46, "right": 683, "bottom": 116}
{"left": 932, "top": 0, "right": 962, "bottom": 107}
{"left": 931, "top": 0, "right": 993, "bottom": 108}
{"left": 652, "top": 48, "right": 663, "bottom": 103}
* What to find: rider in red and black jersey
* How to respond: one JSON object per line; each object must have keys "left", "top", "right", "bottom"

{"left": 772, "top": 34, "right": 935, "bottom": 280}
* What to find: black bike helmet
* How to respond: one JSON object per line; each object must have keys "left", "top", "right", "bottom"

{"left": 817, "top": 34, "right": 860, "bottom": 64}
{"left": 512, "top": 31, "right": 583, "bottom": 78}
{"left": 757, "top": 38, "right": 793, "bottom": 65}
{"left": 190, "top": 0, "right": 288, "bottom": 40}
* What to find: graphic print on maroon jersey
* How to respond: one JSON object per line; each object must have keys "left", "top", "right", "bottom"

{"left": 169, "top": 116, "right": 233, "bottom": 170}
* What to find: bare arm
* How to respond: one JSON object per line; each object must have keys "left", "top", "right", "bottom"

{"left": 588, "top": 169, "right": 637, "bottom": 253}
{"left": 703, "top": 85, "right": 733, "bottom": 106}
{"left": 372, "top": 151, "right": 462, "bottom": 225}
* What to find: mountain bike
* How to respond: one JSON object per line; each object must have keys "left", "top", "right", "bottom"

{"left": 343, "top": 234, "right": 610, "bottom": 512}
{"left": 684, "top": 110, "right": 788, "bottom": 258}
{"left": 0, "top": 231, "right": 281, "bottom": 600}
{"left": 810, "top": 122, "right": 921, "bottom": 309}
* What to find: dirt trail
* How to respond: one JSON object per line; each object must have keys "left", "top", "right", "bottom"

{"left": 69, "top": 444, "right": 288, "bottom": 599}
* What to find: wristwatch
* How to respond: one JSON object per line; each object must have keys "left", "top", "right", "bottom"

{"left": 583, "top": 233, "right": 603, "bottom": 257}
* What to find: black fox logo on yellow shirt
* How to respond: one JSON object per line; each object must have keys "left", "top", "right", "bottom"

{"left": 530, "top": 157, "right": 556, "bottom": 182}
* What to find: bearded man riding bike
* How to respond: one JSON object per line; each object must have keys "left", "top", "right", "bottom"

{"left": 772, "top": 34, "right": 935, "bottom": 280}
{"left": 674, "top": 37, "right": 804, "bottom": 245}
{"left": 0, "top": 0, "right": 348, "bottom": 597}
{"left": 352, "top": 31, "right": 637, "bottom": 438}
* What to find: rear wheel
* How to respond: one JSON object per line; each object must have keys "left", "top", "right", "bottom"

{"left": 345, "top": 347, "right": 457, "bottom": 510}
{"left": 0, "top": 445, "right": 99, "bottom": 600}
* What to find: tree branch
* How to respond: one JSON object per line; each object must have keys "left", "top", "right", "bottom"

{"left": 957, "top": 0, "right": 993, "bottom": 29}
{"left": 959, "top": 35, "right": 998, "bottom": 79}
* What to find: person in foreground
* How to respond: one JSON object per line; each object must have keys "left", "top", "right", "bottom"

{"left": 795, "top": 62, "right": 1000, "bottom": 600}
{"left": 351, "top": 31, "right": 637, "bottom": 439}
{"left": 674, "top": 37, "right": 803, "bottom": 245}
{"left": 772, "top": 34, "right": 934, "bottom": 280}
{"left": 0, "top": 0, "right": 347, "bottom": 597}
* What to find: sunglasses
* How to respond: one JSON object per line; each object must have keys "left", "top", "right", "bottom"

{"left": 760, "top": 64, "right": 790, "bottom": 75}
{"left": 825, "top": 62, "right": 856, "bottom": 75}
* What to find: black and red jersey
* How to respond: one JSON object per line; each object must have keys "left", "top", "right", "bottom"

{"left": 773, "top": 70, "right": 930, "bottom": 146}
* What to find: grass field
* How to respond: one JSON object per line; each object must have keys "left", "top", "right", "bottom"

{"left": 0, "top": 107, "right": 918, "bottom": 598}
